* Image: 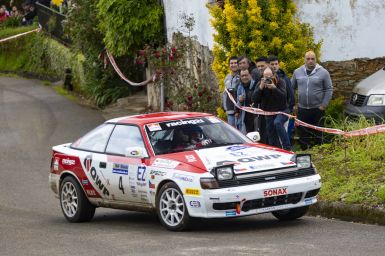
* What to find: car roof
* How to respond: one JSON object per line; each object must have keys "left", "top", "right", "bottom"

{"left": 107, "top": 112, "right": 213, "bottom": 126}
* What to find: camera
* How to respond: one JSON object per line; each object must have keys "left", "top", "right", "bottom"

{"left": 264, "top": 77, "right": 273, "bottom": 84}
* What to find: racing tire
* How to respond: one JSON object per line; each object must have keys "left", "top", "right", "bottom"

{"left": 271, "top": 206, "right": 309, "bottom": 221}
{"left": 156, "top": 182, "right": 190, "bottom": 231}
{"left": 60, "top": 176, "right": 96, "bottom": 222}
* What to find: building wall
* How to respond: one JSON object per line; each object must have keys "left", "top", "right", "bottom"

{"left": 164, "top": 0, "right": 385, "bottom": 62}
{"left": 163, "top": 0, "right": 215, "bottom": 49}
{"left": 293, "top": 0, "right": 385, "bottom": 61}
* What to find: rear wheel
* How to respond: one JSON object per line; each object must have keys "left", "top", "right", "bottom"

{"left": 272, "top": 206, "right": 309, "bottom": 221}
{"left": 156, "top": 182, "right": 190, "bottom": 231}
{"left": 60, "top": 176, "right": 95, "bottom": 222}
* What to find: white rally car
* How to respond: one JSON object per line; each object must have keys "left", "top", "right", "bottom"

{"left": 49, "top": 112, "right": 321, "bottom": 231}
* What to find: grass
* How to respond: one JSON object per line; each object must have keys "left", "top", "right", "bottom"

{"left": 53, "top": 85, "right": 80, "bottom": 104}
{"left": 304, "top": 117, "right": 385, "bottom": 207}
{"left": 0, "top": 25, "right": 38, "bottom": 40}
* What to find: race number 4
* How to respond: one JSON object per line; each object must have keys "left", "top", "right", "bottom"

{"left": 119, "top": 176, "right": 125, "bottom": 194}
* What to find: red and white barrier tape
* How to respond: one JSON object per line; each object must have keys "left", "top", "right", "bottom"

{"left": 106, "top": 50, "right": 156, "bottom": 87}
{"left": 225, "top": 88, "right": 385, "bottom": 137}
{"left": 0, "top": 27, "right": 40, "bottom": 43}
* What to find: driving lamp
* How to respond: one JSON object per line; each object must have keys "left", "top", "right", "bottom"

{"left": 296, "top": 154, "right": 312, "bottom": 169}
{"left": 367, "top": 95, "right": 385, "bottom": 106}
{"left": 215, "top": 165, "right": 234, "bottom": 181}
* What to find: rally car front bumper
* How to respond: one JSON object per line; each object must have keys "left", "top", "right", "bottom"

{"left": 184, "top": 174, "right": 321, "bottom": 218}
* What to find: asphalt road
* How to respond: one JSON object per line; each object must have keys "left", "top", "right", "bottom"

{"left": 1, "top": 76, "right": 385, "bottom": 256}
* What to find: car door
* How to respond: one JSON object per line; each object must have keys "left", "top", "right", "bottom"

{"left": 104, "top": 124, "right": 150, "bottom": 203}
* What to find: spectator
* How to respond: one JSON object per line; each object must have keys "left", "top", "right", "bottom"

{"left": 1, "top": 5, "right": 10, "bottom": 15}
{"left": 291, "top": 51, "right": 333, "bottom": 149}
{"left": 22, "top": 4, "right": 36, "bottom": 25}
{"left": 237, "top": 55, "right": 259, "bottom": 83}
{"left": 254, "top": 67, "right": 291, "bottom": 150}
{"left": 0, "top": 6, "right": 9, "bottom": 22}
{"left": 268, "top": 55, "right": 295, "bottom": 139}
{"left": 223, "top": 56, "right": 240, "bottom": 127}
{"left": 10, "top": 6, "right": 20, "bottom": 17}
{"left": 255, "top": 56, "right": 268, "bottom": 80}
{"left": 236, "top": 69, "right": 257, "bottom": 134}
{"left": 251, "top": 56, "right": 269, "bottom": 144}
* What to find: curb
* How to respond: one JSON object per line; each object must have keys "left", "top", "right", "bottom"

{"left": 308, "top": 201, "right": 385, "bottom": 225}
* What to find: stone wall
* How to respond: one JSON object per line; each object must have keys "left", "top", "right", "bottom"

{"left": 147, "top": 36, "right": 218, "bottom": 111}
{"left": 322, "top": 57, "right": 385, "bottom": 99}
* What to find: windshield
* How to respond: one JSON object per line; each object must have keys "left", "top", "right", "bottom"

{"left": 145, "top": 116, "right": 249, "bottom": 155}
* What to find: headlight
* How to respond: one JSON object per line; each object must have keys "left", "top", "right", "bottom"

{"left": 367, "top": 95, "right": 385, "bottom": 106}
{"left": 296, "top": 154, "right": 312, "bottom": 169}
{"left": 213, "top": 165, "right": 234, "bottom": 181}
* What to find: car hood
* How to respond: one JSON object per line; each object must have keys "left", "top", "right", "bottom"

{"left": 154, "top": 144, "right": 296, "bottom": 174}
{"left": 353, "top": 68, "right": 385, "bottom": 95}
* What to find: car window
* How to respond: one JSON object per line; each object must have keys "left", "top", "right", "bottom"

{"left": 106, "top": 125, "right": 146, "bottom": 155}
{"left": 145, "top": 117, "right": 249, "bottom": 155}
{"left": 71, "top": 124, "right": 114, "bottom": 152}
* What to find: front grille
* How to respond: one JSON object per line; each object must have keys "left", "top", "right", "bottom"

{"left": 217, "top": 167, "right": 316, "bottom": 188}
{"left": 212, "top": 192, "right": 303, "bottom": 211}
{"left": 350, "top": 93, "right": 366, "bottom": 107}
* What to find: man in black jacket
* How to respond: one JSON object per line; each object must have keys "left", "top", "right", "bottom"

{"left": 253, "top": 68, "right": 291, "bottom": 150}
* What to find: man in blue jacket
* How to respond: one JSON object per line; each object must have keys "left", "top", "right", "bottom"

{"left": 291, "top": 51, "right": 333, "bottom": 149}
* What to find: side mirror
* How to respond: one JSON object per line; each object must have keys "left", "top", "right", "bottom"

{"left": 246, "top": 131, "right": 260, "bottom": 142}
{"left": 124, "top": 147, "right": 148, "bottom": 158}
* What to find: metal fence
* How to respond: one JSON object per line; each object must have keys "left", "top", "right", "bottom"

{"left": 35, "top": 2, "right": 71, "bottom": 44}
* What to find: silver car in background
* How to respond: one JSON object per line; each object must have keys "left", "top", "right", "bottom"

{"left": 345, "top": 67, "right": 385, "bottom": 123}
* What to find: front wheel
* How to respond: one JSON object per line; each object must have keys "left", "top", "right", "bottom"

{"left": 272, "top": 206, "right": 309, "bottom": 221}
{"left": 156, "top": 182, "right": 190, "bottom": 231}
{"left": 60, "top": 176, "right": 95, "bottom": 222}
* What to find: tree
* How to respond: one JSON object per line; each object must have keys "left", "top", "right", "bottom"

{"left": 96, "top": 0, "right": 164, "bottom": 56}
{"left": 208, "top": 0, "right": 321, "bottom": 91}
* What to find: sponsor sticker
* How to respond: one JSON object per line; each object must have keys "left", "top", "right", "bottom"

{"left": 149, "top": 170, "right": 167, "bottom": 176}
{"left": 173, "top": 173, "right": 194, "bottom": 182}
{"left": 148, "top": 180, "right": 156, "bottom": 189}
{"left": 304, "top": 198, "right": 313, "bottom": 205}
{"left": 86, "top": 189, "right": 96, "bottom": 196}
{"left": 226, "top": 145, "right": 249, "bottom": 151}
{"left": 225, "top": 210, "right": 237, "bottom": 216}
{"left": 185, "top": 154, "right": 197, "bottom": 162}
{"left": 184, "top": 188, "right": 200, "bottom": 196}
{"left": 147, "top": 123, "right": 162, "bottom": 131}
{"left": 189, "top": 201, "right": 201, "bottom": 208}
{"left": 152, "top": 158, "right": 179, "bottom": 169}
{"left": 62, "top": 158, "right": 75, "bottom": 166}
{"left": 82, "top": 179, "right": 89, "bottom": 185}
{"left": 165, "top": 119, "right": 205, "bottom": 127}
{"left": 112, "top": 163, "right": 129, "bottom": 175}
{"left": 263, "top": 187, "right": 288, "bottom": 198}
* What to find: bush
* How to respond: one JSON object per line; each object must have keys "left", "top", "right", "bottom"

{"left": 0, "top": 32, "right": 85, "bottom": 91}
{"left": 208, "top": 0, "right": 321, "bottom": 92}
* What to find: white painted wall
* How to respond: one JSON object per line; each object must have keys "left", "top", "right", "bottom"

{"left": 163, "top": 0, "right": 385, "bottom": 61}
{"left": 163, "top": 0, "right": 214, "bottom": 49}
{"left": 293, "top": 0, "right": 385, "bottom": 61}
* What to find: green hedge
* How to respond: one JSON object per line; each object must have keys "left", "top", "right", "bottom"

{"left": 0, "top": 32, "right": 85, "bottom": 92}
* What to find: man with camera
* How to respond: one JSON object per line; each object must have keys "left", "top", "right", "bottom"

{"left": 253, "top": 67, "right": 291, "bottom": 150}
{"left": 223, "top": 56, "right": 240, "bottom": 127}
